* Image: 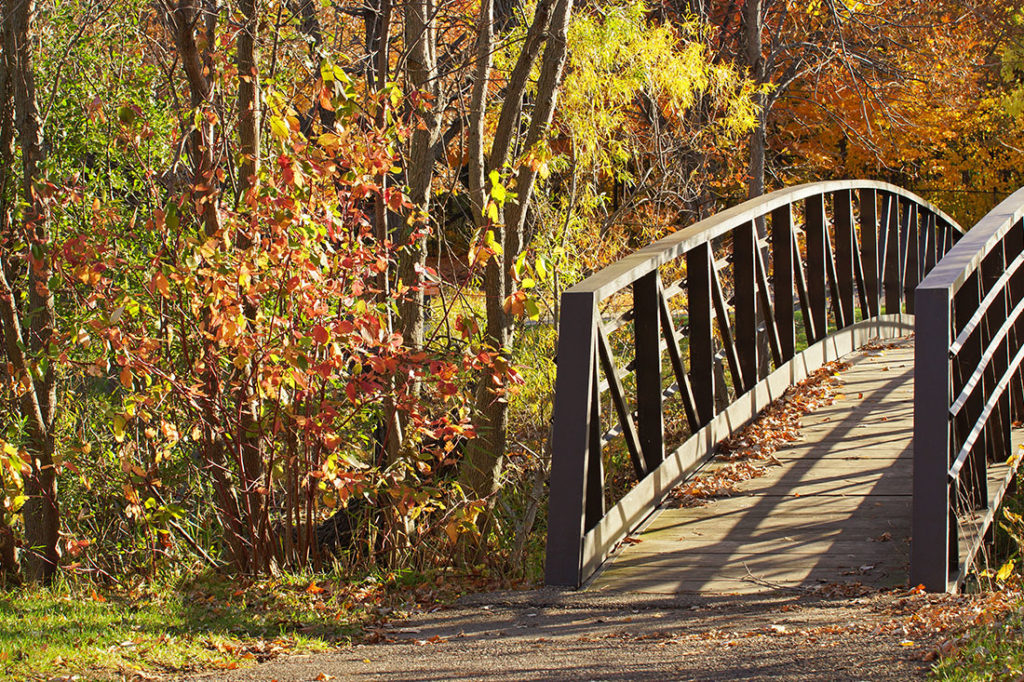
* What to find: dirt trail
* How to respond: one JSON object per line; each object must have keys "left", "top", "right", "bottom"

{"left": 191, "top": 587, "right": 955, "bottom": 681}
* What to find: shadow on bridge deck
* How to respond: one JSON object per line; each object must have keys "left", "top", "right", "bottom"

{"left": 588, "top": 338, "right": 920, "bottom": 595}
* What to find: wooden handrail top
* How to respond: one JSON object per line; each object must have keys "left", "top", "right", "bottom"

{"left": 568, "top": 180, "right": 963, "bottom": 301}
{"left": 918, "top": 186, "right": 1024, "bottom": 295}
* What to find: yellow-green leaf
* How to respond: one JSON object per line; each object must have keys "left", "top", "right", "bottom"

{"left": 269, "top": 115, "right": 290, "bottom": 140}
{"left": 485, "top": 230, "right": 503, "bottom": 255}
{"left": 112, "top": 415, "right": 127, "bottom": 443}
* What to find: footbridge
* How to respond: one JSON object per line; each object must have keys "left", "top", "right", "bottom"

{"left": 544, "top": 181, "right": 1024, "bottom": 594}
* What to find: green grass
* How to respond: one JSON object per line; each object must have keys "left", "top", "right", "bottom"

{"left": 932, "top": 601, "right": 1024, "bottom": 680}
{"left": 0, "top": 570, "right": 417, "bottom": 680}
{"left": 934, "top": 476, "right": 1024, "bottom": 680}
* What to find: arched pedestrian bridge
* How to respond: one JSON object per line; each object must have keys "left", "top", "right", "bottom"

{"left": 544, "top": 181, "right": 1024, "bottom": 594}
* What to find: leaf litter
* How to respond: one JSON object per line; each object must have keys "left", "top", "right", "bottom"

{"left": 667, "top": 359, "right": 851, "bottom": 507}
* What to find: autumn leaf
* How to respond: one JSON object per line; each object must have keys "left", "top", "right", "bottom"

{"left": 152, "top": 271, "right": 171, "bottom": 299}
{"left": 269, "top": 115, "right": 290, "bottom": 139}
{"left": 503, "top": 291, "right": 527, "bottom": 317}
{"left": 311, "top": 325, "right": 330, "bottom": 345}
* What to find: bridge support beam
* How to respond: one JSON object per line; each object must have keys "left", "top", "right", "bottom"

{"left": 545, "top": 290, "right": 598, "bottom": 587}
{"left": 912, "top": 288, "right": 952, "bottom": 592}
{"left": 687, "top": 243, "right": 715, "bottom": 426}
{"left": 805, "top": 194, "right": 827, "bottom": 342}
{"left": 634, "top": 271, "right": 665, "bottom": 472}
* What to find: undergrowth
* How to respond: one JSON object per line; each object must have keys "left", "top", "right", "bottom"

{"left": 931, "top": 599, "right": 1024, "bottom": 680}
{"left": 932, "top": 472, "right": 1024, "bottom": 680}
{"left": 0, "top": 566, "right": 486, "bottom": 680}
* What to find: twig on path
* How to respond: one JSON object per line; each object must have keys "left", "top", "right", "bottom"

{"left": 740, "top": 563, "right": 818, "bottom": 593}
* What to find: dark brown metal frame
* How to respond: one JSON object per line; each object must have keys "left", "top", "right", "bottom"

{"left": 913, "top": 187, "right": 1024, "bottom": 592}
{"left": 546, "top": 180, "right": 963, "bottom": 588}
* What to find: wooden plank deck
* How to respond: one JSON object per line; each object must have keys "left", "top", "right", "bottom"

{"left": 589, "top": 338, "right": 919, "bottom": 595}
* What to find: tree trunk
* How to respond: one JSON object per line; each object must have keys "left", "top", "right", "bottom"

{"left": 0, "top": 0, "right": 14, "bottom": 253}
{"left": 291, "top": 0, "right": 322, "bottom": 54}
{"left": 235, "top": 0, "right": 270, "bottom": 570}
{"left": 397, "top": 0, "right": 442, "bottom": 352}
{"left": 0, "top": 1, "right": 20, "bottom": 584}
{"left": 742, "top": 0, "right": 766, "bottom": 199}
{"left": 466, "top": 0, "right": 493, "bottom": 228}
{"left": 237, "top": 0, "right": 260, "bottom": 198}
{"left": 460, "top": 0, "right": 574, "bottom": 502}
{"left": 162, "top": 0, "right": 259, "bottom": 571}
{"left": 164, "top": 0, "right": 223, "bottom": 236}
{"left": 1, "top": 0, "right": 59, "bottom": 583}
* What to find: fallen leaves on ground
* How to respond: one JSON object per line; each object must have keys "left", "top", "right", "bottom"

{"left": 206, "top": 637, "right": 296, "bottom": 663}
{"left": 585, "top": 584, "right": 1022, "bottom": 669}
{"left": 667, "top": 360, "right": 850, "bottom": 507}
{"left": 860, "top": 340, "right": 905, "bottom": 352}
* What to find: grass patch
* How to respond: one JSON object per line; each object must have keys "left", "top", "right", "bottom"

{"left": 933, "top": 478, "right": 1024, "bottom": 680}
{"left": 0, "top": 568, "right": 454, "bottom": 680}
{"left": 931, "top": 598, "right": 1024, "bottom": 680}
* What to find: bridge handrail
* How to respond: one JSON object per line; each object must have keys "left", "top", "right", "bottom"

{"left": 567, "top": 180, "right": 961, "bottom": 300}
{"left": 546, "top": 180, "right": 964, "bottom": 588}
{"left": 913, "top": 187, "right": 1024, "bottom": 592}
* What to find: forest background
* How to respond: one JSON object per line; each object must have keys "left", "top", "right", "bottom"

{"left": 1, "top": 0, "right": 1024, "bottom": 676}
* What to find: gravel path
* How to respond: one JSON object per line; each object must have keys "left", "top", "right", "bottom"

{"left": 192, "top": 587, "right": 943, "bottom": 681}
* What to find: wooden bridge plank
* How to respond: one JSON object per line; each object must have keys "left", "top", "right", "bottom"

{"left": 606, "top": 553, "right": 904, "bottom": 571}
{"left": 656, "top": 495, "right": 911, "bottom": 517}
{"left": 588, "top": 338, "right": 919, "bottom": 595}
{"left": 637, "top": 518, "right": 908, "bottom": 544}
{"left": 617, "top": 537, "right": 907, "bottom": 556}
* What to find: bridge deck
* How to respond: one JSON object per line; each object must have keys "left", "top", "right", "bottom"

{"left": 589, "top": 337, "right": 1014, "bottom": 595}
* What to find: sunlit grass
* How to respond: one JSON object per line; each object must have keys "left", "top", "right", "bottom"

{"left": 0, "top": 569, "right": 423, "bottom": 679}
{"left": 932, "top": 601, "right": 1024, "bottom": 680}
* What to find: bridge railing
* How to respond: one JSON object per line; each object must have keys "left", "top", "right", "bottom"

{"left": 913, "top": 187, "right": 1024, "bottom": 592}
{"left": 546, "top": 180, "right": 963, "bottom": 588}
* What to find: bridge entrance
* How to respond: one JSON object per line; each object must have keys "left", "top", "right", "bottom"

{"left": 590, "top": 338, "right": 1016, "bottom": 594}
{"left": 545, "top": 182, "right": 1024, "bottom": 593}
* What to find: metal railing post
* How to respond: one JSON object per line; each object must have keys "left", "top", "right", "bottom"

{"left": 634, "top": 271, "right": 665, "bottom": 472}
{"left": 545, "top": 290, "right": 598, "bottom": 586}
{"left": 805, "top": 194, "right": 828, "bottom": 341}
{"left": 688, "top": 243, "right": 715, "bottom": 426}
{"left": 905, "top": 202, "right": 920, "bottom": 312}
{"left": 912, "top": 286, "right": 952, "bottom": 592}
{"left": 859, "top": 189, "right": 881, "bottom": 318}
{"left": 884, "top": 194, "right": 902, "bottom": 314}
{"left": 734, "top": 220, "right": 758, "bottom": 391}
{"left": 771, "top": 205, "right": 796, "bottom": 361}
{"left": 834, "top": 189, "right": 856, "bottom": 324}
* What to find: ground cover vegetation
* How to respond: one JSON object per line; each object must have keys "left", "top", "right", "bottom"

{"left": 1, "top": 0, "right": 1024, "bottom": 677}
